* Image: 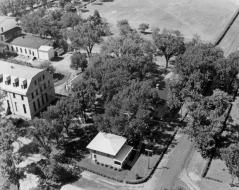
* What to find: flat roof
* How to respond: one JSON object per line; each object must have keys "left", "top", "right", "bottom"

{"left": 9, "top": 34, "right": 52, "bottom": 49}
{"left": 39, "top": 45, "right": 53, "bottom": 52}
{"left": 114, "top": 145, "right": 133, "bottom": 163}
{"left": 87, "top": 132, "right": 127, "bottom": 156}
{"left": 0, "top": 60, "right": 43, "bottom": 79}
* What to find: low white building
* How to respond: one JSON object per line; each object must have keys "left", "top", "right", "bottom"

{"left": 7, "top": 34, "right": 54, "bottom": 61}
{"left": 87, "top": 132, "right": 133, "bottom": 169}
{"left": 38, "top": 45, "right": 55, "bottom": 61}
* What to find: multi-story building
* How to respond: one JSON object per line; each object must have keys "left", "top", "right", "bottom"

{"left": 0, "top": 60, "right": 55, "bottom": 119}
{"left": 0, "top": 16, "right": 21, "bottom": 42}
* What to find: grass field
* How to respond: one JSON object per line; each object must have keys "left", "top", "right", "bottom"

{"left": 84, "top": 0, "right": 239, "bottom": 42}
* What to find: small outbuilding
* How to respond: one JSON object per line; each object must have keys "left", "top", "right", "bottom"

{"left": 87, "top": 132, "right": 133, "bottom": 169}
{"left": 38, "top": 45, "right": 55, "bottom": 61}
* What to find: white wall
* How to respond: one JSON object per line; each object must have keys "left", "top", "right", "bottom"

{"left": 8, "top": 44, "right": 39, "bottom": 59}
{"left": 91, "top": 152, "right": 122, "bottom": 169}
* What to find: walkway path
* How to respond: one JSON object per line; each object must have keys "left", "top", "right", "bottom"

{"left": 143, "top": 134, "right": 194, "bottom": 190}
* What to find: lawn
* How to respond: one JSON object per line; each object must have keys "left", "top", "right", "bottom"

{"left": 83, "top": 0, "right": 239, "bottom": 42}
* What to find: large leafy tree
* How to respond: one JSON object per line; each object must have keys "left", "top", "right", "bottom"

{"left": 95, "top": 80, "right": 164, "bottom": 142}
{"left": 42, "top": 98, "right": 83, "bottom": 136}
{"left": 186, "top": 90, "right": 232, "bottom": 176}
{"left": 153, "top": 28, "right": 185, "bottom": 68}
{"left": 69, "top": 21, "right": 105, "bottom": 57}
{"left": 221, "top": 144, "right": 239, "bottom": 185}
{"left": 0, "top": 120, "right": 24, "bottom": 190}
{"left": 70, "top": 52, "right": 88, "bottom": 71}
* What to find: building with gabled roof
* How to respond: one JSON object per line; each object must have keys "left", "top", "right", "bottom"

{"left": 0, "top": 60, "right": 55, "bottom": 119}
{"left": 7, "top": 34, "right": 54, "bottom": 61}
{"left": 0, "top": 16, "right": 21, "bottom": 42}
{"left": 87, "top": 132, "right": 133, "bottom": 169}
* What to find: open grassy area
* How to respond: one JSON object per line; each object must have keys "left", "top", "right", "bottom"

{"left": 83, "top": 0, "right": 239, "bottom": 42}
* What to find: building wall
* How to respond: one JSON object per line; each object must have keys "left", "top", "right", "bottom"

{"left": 1, "top": 70, "right": 55, "bottom": 119}
{"left": 90, "top": 151, "right": 122, "bottom": 169}
{"left": 38, "top": 48, "right": 55, "bottom": 61}
{"left": 0, "top": 28, "right": 21, "bottom": 42}
{"left": 8, "top": 44, "right": 39, "bottom": 59}
{"left": 27, "top": 71, "right": 55, "bottom": 118}
{"left": 3, "top": 92, "right": 32, "bottom": 118}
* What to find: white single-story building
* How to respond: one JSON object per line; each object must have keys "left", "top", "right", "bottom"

{"left": 86, "top": 132, "right": 133, "bottom": 169}
{"left": 38, "top": 45, "right": 55, "bottom": 61}
{"left": 7, "top": 34, "right": 54, "bottom": 61}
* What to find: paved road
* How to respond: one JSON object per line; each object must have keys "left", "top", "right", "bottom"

{"left": 218, "top": 9, "right": 239, "bottom": 56}
{"left": 143, "top": 134, "right": 194, "bottom": 190}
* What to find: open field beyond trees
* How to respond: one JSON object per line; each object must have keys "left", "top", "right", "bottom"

{"left": 85, "top": 0, "right": 239, "bottom": 42}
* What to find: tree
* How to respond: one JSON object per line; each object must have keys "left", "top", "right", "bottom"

{"left": 0, "top": 120, "right": 24, "bottom": 190}
{"left": 221, "top": 144, "right": 239, "bottom": 185}
{"left": 117, "top": 19, "right": 134, "bottom": 36}
{"left": 95, "top": 80, "right": 164, "bottom": 142}
{"left": 70, "top": 52, "right": 88, "bottom": 71}
{"left": 153, "top": 28, "right": 185, "bottom": 68}
{"left": 42, "top": 98, "right": 83, "bottom": 136}
{"left": 71, "top": 78, "right": 98, "bottom": 112}
{"left": 138, "top": 23, "right": 149, "bottom": 33}
{"left": 64, "top": 2, "right": 75, "bottom": 12}
{"left": 0, "top": 151, "right": 24, "bottom": 190}
{"left": 38, "top": 61, "right": 56, "bottom": 74}
{"left": 69, "top": 21, "right": 105, "bottom": 57}
{"left": 60, "top": 12, "right": 81, "bottom": 29}
{"left": 186, "top": 90, "right": 232, "bottom": 176}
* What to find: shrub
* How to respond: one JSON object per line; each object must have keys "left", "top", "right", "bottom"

{"left": 138, "top": 23, "right": 149, "bottom": 32}
{"left": 70, "top": 52, "right": 88, "bottom": 71}
{"left": 38, "top": 61, "right": 55, "bottom": 74}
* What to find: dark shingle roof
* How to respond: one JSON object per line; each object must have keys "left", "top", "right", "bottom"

{"left": 9, "top": 34, "right": 52, "bottom": 49}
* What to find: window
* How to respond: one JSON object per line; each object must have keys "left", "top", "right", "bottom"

{"left": 33, "top": 102, "right": 36, "bottom": 112}
{"left": 41, "top": 95, "right": 45, "bottom": 105}
{"left": 48, "top": 80, "right": 50, "bottom": 86}
{"left": 11, "top": 46, "right": 14, "bottom": 51}
{"left": 16, "top": 47, "right": 18, "bottom": 52}
{"left": 20, "top": 48, "right": 22, "bottom": 53}
{"left": 31, "top": 92, "right": 34, "bottom": 99}
{"left": 33, "top": 51, "right": 34, "bottom": 56}
{"left": 1, "top": 27, "right": 3, "bottom": 32}
{"left": 34, "top": 80, "right": 37, "bottom": 85}
{"left": 23, "top": 104, "right": 26, "bottom": 114}
{"left": 13, "top": 93, "right": 16, "bottom": 98}
{"left": 15, "top": 102, "right": 18, "bottom": 111}
{"left": 45, "top": 93, "right": 48, "bottom": 102}
{"left": 29, "top": 50, "right": 31, "bottom": 55}
{"left": 43, "top": 75, "right": 45, "bottom": 80}
{"left": 25, "top": 49, "right": 27, "bottom": 54}
{"left": 114, "top": 161, "right": 121, "bottom": 165}
{"left": 21, "top": 95, "right": 24, "bottom": 100}
{"left": 37, "top": 98, "right": 40, "bottom": 108}
{"left": 44, "top": 83, "right": 46, "bottom": 89}
{"left": 36, "top": 89, "right": 38, "bottom": 96}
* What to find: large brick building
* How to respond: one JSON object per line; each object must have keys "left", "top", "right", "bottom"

{"left": 0, "top": 60, "right": 55, "bottom": 119}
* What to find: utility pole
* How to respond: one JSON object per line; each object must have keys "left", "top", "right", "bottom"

{"left": 145, "top": 148, "right": 153, "bottom": 169}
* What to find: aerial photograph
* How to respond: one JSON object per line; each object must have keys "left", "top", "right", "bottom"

{"left": 0, "top": 0, "right": 239, "bottom": 190}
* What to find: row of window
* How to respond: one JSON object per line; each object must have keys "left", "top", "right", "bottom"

{"left": 14, "top": 102, "right": 27, "bottom": 114}
{"left": 13, "top": 93, "right": 24, "bottom": 100}
{"left": 33, "top": 93, "right": 49, "bottom": 112}
{"left": 7, "top": 45, "right": 35, "bottom": 56}
{"left": 34, "top": 76, "right": 47, "bottom": 86}
{"left": 31, "top": 82, "right": 49, "bottom": 100}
